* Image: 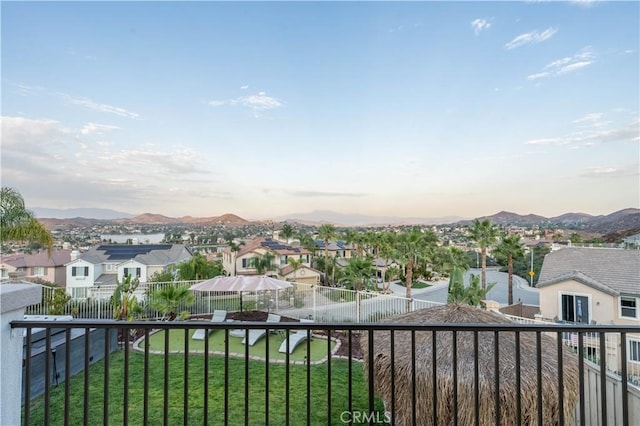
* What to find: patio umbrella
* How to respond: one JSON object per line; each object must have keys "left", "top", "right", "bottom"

{"left": 189, "top": 275, "right": 292, "bottom": 314}
{"left": 362, "top": 303, "right": 579, "bottom": 426}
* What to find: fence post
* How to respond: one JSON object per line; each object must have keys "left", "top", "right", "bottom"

{"left": 313, "top": 286, "right": 317, "bottom": 321}
{"left": 0, "top": 284, "right": 42, "bottom": 426}
{"left": 356, "top": 291, "right": 361, "bottom": 323}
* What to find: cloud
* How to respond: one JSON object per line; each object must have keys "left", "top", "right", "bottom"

{"left": 580, "top": 164, "right": 639, "bottom": 178}
{"left": 527, "top": 46, "right": 595, "bottom": 80}
{"left": 80, "top": 123, "right": 120, "bottom": 135}
{"left": 231, "top": 92, "right": 283, "bottom": 111}
{"left": 58, "top": 93, "right": 139, "bottom": 119}
{"left": 505, "top": 27, "right": 557, "bottom": 50}
{"left": 471, "top": 18, "right": 491, "bottom": 35}
{"left": 240, "top": 85, "right": 249, "bottom": 90}
{"left": 0, "top": 116, "right": 71, "bottom": 149}
{"left": 525, "top": 114, "right": 639, "bottom": 146}
{"left": 286, "top": 190, "right": 366, "bottom": 198}
{"left": 208, "top": 100, "right": 226, "bottom": 107}
{"left": 13, "top": 83, "right": 45, "bottom": 96}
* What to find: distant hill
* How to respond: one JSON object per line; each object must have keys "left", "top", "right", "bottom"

{"left": 548, "top": 212, "right": 594, "bottom": 223}
{"left": 119, "top": 213, "right": 251, "bottom": 226}
{"left": 273, "top": 210, "right": 466, "bottom": 226}
{"left": 34, "top": 207, "right": 134, "bottom": 220}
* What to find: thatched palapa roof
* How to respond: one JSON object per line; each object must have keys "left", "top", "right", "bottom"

{"left": 362, "top": 304, "right": 579, "bottom": 426}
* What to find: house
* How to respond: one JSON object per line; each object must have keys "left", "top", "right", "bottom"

{"left": 313, "top": 240, "right": 354, "bottom": 259}
{"left": 0, "top": 250, "right": 73, "bottom": 285}
{"left": 64, "top": 244, "right": 192, "bottom": 298}
{"left": 537, "top": 247, "right": 640, "bottom": 375}
{"left": 222, "top": 237, "right": 320, "bottom": 285}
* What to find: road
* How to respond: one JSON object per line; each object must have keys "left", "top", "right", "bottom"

{"left": 411, "top": 268, "right": 539, "bottom": 307}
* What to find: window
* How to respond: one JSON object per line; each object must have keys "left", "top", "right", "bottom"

{"left": 280, "top": 255, "right": 287, "bottom": 265}
{"left": 72, "top": 266, "right": 89, "bottom": 277}
{"left": 33, "top": 267, "right": 46, "bottom": 276}
{"left": 620, "top": 297, "right": 638, "bottom": 319}
{"left": 561, "top": 294, "right": 590, "bottom": 323}
{"left": 242, "top": 258, "right": 250, "bottom": 268}
{"left": 105, "top": 263, "right": 115, "bottom": 272}
{"left": 629, "top": 340, "right": 640, "bottom": 363}
{"left": 124, "top": 267, "right": 141, "bottom": 278}
{"left": 0, "top": 269, "right": 7, "bottom": 279}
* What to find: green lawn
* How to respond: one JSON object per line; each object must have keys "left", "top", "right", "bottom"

{"left": 145, "top": 328, "right": 336, "bottom": 363}
{"left": 25, "top": 350, "right": 386, "bottom": 425}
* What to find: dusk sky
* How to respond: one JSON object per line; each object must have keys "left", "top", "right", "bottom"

{"left": 2, "top": 1, "right": 638, "bottom": 221}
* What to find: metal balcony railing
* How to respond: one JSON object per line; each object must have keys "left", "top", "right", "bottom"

{"left": 11, "top": 319, "right": 640, "bottom": 426}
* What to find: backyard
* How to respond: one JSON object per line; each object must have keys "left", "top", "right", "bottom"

{"left": 25, "top": 349, "right": 385, "bottom": 425}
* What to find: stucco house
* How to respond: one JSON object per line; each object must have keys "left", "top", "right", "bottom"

{"left": 65, "top": 244, "right": 192, "bottom": 298}
{"left": 313, "top": 240, "right": 354, "bottom": 259}
{"left": 222, "top": 237, "right": 320, "bottom": 285}
{"left": 537, "top": 247, "right": 640, "bottom": 376}
{"left": 0, "top": 250, "right": 73, "bottom": 285}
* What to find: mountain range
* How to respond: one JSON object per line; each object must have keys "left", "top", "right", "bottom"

{"left": 34, "top": 207, "right": 640, "bottom": 235}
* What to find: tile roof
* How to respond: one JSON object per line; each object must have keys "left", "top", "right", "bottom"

{"left": 77, "top": 244, "right": 191, "bottom": 266}
{"left": 233, "top": 237, "right": 311, "bottom": 257}
{"left": 2, "top": 250, "right": 72, "bottom": 268}
{"left": 537, "top": 247, "right": 640, "bottom": 295}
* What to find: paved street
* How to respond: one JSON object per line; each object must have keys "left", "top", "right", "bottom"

{"left": 397, "top": 268, "right": 539, "bottom": 307}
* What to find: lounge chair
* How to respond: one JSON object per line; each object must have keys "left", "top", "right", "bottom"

{"left": 242, "top": 313, "right": 281, "bottom": 346}
{"left": 278, "top": 319, "right": 314, "bottom": 354}
{"left": 192, "top": 310, "right": 227, "bottom": 340}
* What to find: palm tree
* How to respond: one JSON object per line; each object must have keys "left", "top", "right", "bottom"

{"left": 1, "top": 187, "right": 53, "bottom": 252}
{"left": 228, "top": 241, "right": 244, "bottom": 276}
{"left": 280, "top": 223, "right": 295, "bottom": 243}
{"left": 287, "top": 257, "right": 304, "bottom": 282}
{"left": 150, "top": 284, "right": 195, "bottom": 320}
{"left": 468, "top": 219, "right": 500, "bottom": 290}
{"left": 343, "top": 256, "right": 375, "bottom": 291}
{"left": 252, "top": 252, "right": 276, "bottom": 275}
{"left": 178, "top": 252, "right": 217, "bottom": 280}
{"left": 392, "top": 228, "right": 432, "bottom": 311}
{"left": 494, "top": 234, "right": 525, "bottom": 305}
{"left": 317, "top": 224, "right": 337, "bottom": 285}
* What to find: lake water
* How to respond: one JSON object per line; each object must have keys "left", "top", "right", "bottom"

{"left": 100, "top": 233, "right": 165, "bottom": 244}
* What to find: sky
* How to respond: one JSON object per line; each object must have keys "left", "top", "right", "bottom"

{"left": 1, "top": 1, "right": 638, "bottom": 221}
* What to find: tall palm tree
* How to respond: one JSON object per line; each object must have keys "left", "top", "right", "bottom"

{"left": 1, "top": 187, "right": 53, "bottom": 252}
{"left": 228, "top": 240, "right": 244, "bottom": 276}
{"left": 469, "top": 219, "right": 500, "bottom": 290}
{"left": 287, "top": 257, "right": 304, "bottom": 282}
{"left": 280, "top": 223, "right": 295, "bottom": 243}
{"left": 150, "top": 284, "right": 195, "bottom": 320}
{"left": 494, "top": 234, "right": 525, "bottom": 305}
{"left": 343, "top": 255, "right": 375, "bottom": 291}
{"left": 317, "top": 224, "right": 337, "bottom": 285}
{"left": 392, "top": 228, "right": 432, "bottom": 311}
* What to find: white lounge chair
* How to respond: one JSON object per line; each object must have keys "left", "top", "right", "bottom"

{"left": 242, "top": 313, "right": 281, "bottom": 346}
{"left": 192, "top": 310, "right": 227, "bottom": 340}
{"left": 278, "top": 319, "right": 314, "bottom": 354}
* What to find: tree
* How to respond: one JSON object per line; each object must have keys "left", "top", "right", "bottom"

{"left": 228, "top": 241, "right": 244, "bottom": 276}
{"left": 342, "top": 255, "right": 375, "bottom": 291}
{"left": 469, "top": 219, "right": 500, "bottom": 290}
{"left": 287, "top": 257, "right": 304, "bottom": 282}
{"left": 494, "top": 234, "right": 525, "bottom": 305}
{"left": 317, "top": 224, "right": 337, "bottom": 285}
{"left": 280, "top": 223, "right": 295, "bottom": 243}
{"left": 392, "top": 228, "right": 434, "bottom": 311}
{"left": 251, "top": 252, "right": 276, "bottom": 275}
{"left": 178, "top": 252, "right": 224, "bottom": 280}
{"left": 150, "top": 284, "right": 195, "bottom": 320}
{"left": 112, "top": 275, "right": 141, "bottom": 321}
{"left": 447, "top": 266, "right": 495, "bottom": 307}
{"left": 569, "top": 233, "right": 582, "bottom": 245}
{"left": 46, "top": 287, "right": 72, "bottom": 315}
{"left": 0, "top": 187, "right": 54, "bottom": 252}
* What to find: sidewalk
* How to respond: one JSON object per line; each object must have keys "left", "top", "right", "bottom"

{"left": 386, "top": 279, "right": 449, "bottom": 297}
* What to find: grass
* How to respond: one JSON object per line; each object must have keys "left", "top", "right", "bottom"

{"left": 396, "top": 281, "right": 431, "bottom": 289}
{"left": 25, "top": 350, "right": 386, "bottom": 425}
{"left": 146, "top": 328, "right": 335, "bottom": 363}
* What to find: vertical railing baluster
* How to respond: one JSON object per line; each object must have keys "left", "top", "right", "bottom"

{"left": 391, "top": 330, "right": 396, "bottom": 426}
{"left": 84, "top": 327, "right": 90, "bottom": 426}
{"left": 494, "top": 330, "right": 500, "bottom": 426}
{"left": 599, "top": 331, "right": 607, "bottom": 426}
{"left": 24, "top": 328, "right": 32, "bottom": 426}
{"left": 367, "top": 329, "right": 375, "bottom": 423}
{"left": 164, "top": 328, "right": 170, "bottom": 426}
{"left": 411, "top": 330, "right": 416, "bottom": 426}
{"left": 578, "top": 332, "right": 585, "bottom": 426}
{"left": 620, "top": 331, "right": 629, "bottom": 426}
{"left": 306, "top": 328, "right": 311, "bottom": 426}
{"left": 285, "top": 329, "right": 290, "bottom": 426}
{"left": 348, "top": 329, "right": 352, "bottom": 424}
{"left": 515, "top": 331, "right": 521, "bottom": 426}
{"left": 557, "top": 331, "right": 564, "bottom": 426}
{"left": 184, "top": 328, "right": 189, "bottom": 426}
{"left": 536, "top": 331, "right": 542, "bottom": 426}
{"left": 327, "top": 327, "right": 332, "bottom": 423}
{"left": 224, "top": 328, "right": 229, "bottom": 426}
{"left": 104, "top": 328, "right": 110, "bottom": 425}
{"left": 44, "top": 328, "right": 51, "bottom": 425}
{"left": 453, "top": 330, "right": 458, "bottom": 426}
{"left": 64, "top": 328, "right": 71, "bottom": 426}
{"left": 432, "top": 330, "right": 437, "bottom": 426}
{"left": 474, "top": 330, "right": 479, "bottom": 426}
{"left": 143, "top": 329, "right": 150, "bottom": 426}
{"left": 204, "top": 327, "right": 209, "bottom": 426}
{"left": 244, "top": 328, "right": 249, "bottom": 426}
{"left": 265, "top": 324, "right": 270, "bottom": 426}
{"left": 124, "top": 326, "right": 129, "bottom": 426}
